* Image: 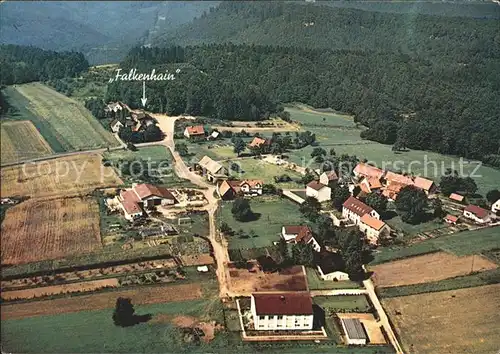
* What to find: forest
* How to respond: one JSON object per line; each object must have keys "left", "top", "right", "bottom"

{"left": 108, "top": 43, "right": 500, "bottom": 165}
{"left": 0, "top": 45, "right": 89, "bottom": 85}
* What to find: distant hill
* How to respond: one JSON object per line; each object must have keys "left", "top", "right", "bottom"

{"left": 0, "top": 1, "right": 218, "bottom": 64}
{"left": 154, "top": 1, "right": 499, "bottom": 60}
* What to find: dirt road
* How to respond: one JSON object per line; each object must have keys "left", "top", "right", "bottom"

{"left": 150, "top": 113, "right": 230, "bottom": 297}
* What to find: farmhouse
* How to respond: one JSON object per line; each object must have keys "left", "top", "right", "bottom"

{"left": 463, "top": 205, "right": 491, "bottom": 224}
{"left": 196, "top": 156, "right": 228, "bottom": 183}
{"left": 110, "top": 119, "right": 124, "bottom": 133}
{"left": 444, "top": 214, "right": 459, "bottom": 225}
{"left": 353, "top": 163, "right": 385, "bottom": 180}
{"left": 306, "top": 181, "right": 331, "bottom": 202}
{"left": 359, "top": 214, "right": 390, "bottom": 244}
{"left": 218, "top": 179, "right": 263, "bottom": 199}
{"left": 251, "top": 292, "right": 314, "bottom": 330}
{"left": 381, "top": 182, "right": 405, "bottom": 201}
{"left": 341, "top": 318, "right": 367, "bottom": 345}
{"left": 359, "top": 177, "right": 383, "bottom": 194}
{"left": 184, "top": 125, "right": 205, "bottom": 139}
{"left": 118, "top": 183, "right": 177, "bottom": 221}
{"left": 449, "top": 193, "right": 465, "bottom": 203}
{"left": 414, "top": 176, "right": 437, "bottom": 195}
{"left": 385, "top": 171, "right": 414, "bottom": 187}
{"left": 342, "top": 196, "right": 380, "bottom": 225}
{"left": 319, "top": 170, "right": 338, "bottom": 186}
{"left": 281, "top": 225, "right": 321, "bottom": 252}
{"left": 315, "top": 252, "right": 349, "bottom": 281}
{"left": 249, "top": 136, "right": 269, "bottom": 148}
{"left": 104, "top": 102, "right": 125, "bottom": 115}
{"left": 491, "top": 199, "right": 500, "bottom": 214}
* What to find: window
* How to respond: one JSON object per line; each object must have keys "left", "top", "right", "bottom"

{"left": 277, "top": 315, "right": 283, "bottom": 320}
{"left": 259, "top": 316, "right": 265, "bottom": 320}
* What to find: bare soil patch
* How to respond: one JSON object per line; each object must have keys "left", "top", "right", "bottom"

{"left": 1, "top": 196, "right": 102, "bottom": 265}
{"left": 181, "top": 254, "right": 214, "bottom": 266}
{"left": 229, "top": 265, "right": 307, "bottom": 295}
{"left": 1, "top": 279, "right": 119, "bottom": 301}
{"left": 370, "top": 251, "right": 497, "bottom": 287}
{"left": 383, "top": 284, "right": 500, "bottom": 353}
{"left": 0, "top": 153, "right": 122, "bottom": 199}
{"left": 1, "top": 283, "right": 203, "bottom": 320}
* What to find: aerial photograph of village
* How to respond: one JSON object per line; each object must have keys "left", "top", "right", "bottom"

{"left": 0, "top": 1, "right": 499, "bottom": 353}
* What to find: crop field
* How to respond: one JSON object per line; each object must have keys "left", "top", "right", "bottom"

{"left": 3, "top": 83, "right": 119, "bottom": 152}
{"left": 1, "top": 278, "right": 119, "bottom": 301}
{"left": 224, "top": 158, "right": 302, "bottom": 188}
{"left": 0, "top": 153, "right": 123, "bottom": 199}
{"left": 371, "top": 226, "right": 500, "bottom": 265}
{"left": 285, "top": 104, "right": 500, "bottom": 195}
{"left": 383, "top": 284, "right": 500, "bottom": 353}
{"left": 219, "top": 197, "right": 307, "bottom": 249}
{"left": 370, "top": 252, "right": 497, "bottom": 288}
{"left": 1, "top": 283, "right": 204, "bottom": 321}
{"left": 0, "top": 121, "right": 53, "bottom": 165}
{"left": 1, "top": 197, "right": 102, "bottom": 265}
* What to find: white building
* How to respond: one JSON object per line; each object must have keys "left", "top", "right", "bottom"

{"left": 492, "top": 199, "right": 500, "bottom": 214}
{"left": 463, "top": 204, "right": 491, "bottom": 224}
{"left": 110, "top": 119, "right": 124, "bottom": 133}
{"left": 342, "top": 196, "right": 380, "bottom": 225}
{"left": 319, "top": 170, "right": 338, "bottom": 186}
{"left": 358, "top": 214, "right": 390, "bottom": 245}
{"left": 306, "top": 181, "right": 331, "bottom": 202}
{"left": 341, "top": 318, "right": 367, "bottom": 345}
{"left": 251, "top": 292, "right": 314, "bottom": 331}
{"left": 281, "top": 225, "right": 321, "bottom": 252}
{"left": 240, "top": 180, "right": 263, "bottom": 196}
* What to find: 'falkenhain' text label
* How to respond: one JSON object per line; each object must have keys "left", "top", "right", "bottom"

{"left": 108, "top": 68, "right": 180, "bottom": 83}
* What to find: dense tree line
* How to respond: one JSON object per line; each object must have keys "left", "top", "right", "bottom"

{"left": 111, "top": 42, "right": 499, "bottom": 164}
{"left": 0, "top": 45, "right": 88, "bottom": 85}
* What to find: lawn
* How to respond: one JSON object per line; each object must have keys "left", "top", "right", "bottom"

{"left": 219, "top": 196, "right": 308, "bottom": 249}
{"left": 2, "top": 83, "right": 119, "bottom": 152}
{"left": 284, "top": 104, "right": 500, "bottom": 195}
{"left": 306, "top": 268, "right": 361, "bottom": 290}
{"left": 224, "top": 158, "right": 303, "bottom": 188}
{"left": 385, "top": 214, "right": 445, "bottom": 237}
{"left": 313, "top": 295, "right": 371, "bottom": 312}
{"left": 370, "top": 226, "right": 500, "bottom": 265}
{"left": 103, "top": 145, "right": 198, "bottom": 188}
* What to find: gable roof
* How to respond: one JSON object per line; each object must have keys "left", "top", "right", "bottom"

{"left": 444, "top": 214, "right": 459, "bottom": 223}
{"left": 283, "top": 225, "right": 314, "bottom": 244}
{"left": 414, "top": 176, "right": 435, "bottom": 191}
{"left": 353, "top": 163, "right": 385, "bottom": 179}
{"left": 185, "top": 125, "right": 205, "bottom": 135}
{"left": 219, "top": 180, "right": 242, "bottom": 196}
{"left": 240, "top": 179, "right": 263, "bottom": 188}
{"left": 464, "top": 204, "right": 490, "bottom": 219}
{"left": 249, "top": 136, "right": 268, "bottom": 148}
{"left": 120, "top": 190, "right": 142, "bottom": 215}
{"left": 382, "top": 182, "right": 405, "bottom": 200}
{"left": 449, "top": 193, "right": 465, "bottom": 202}
{"left": 110, "top": 119, "right": 123, "bottom": 128}
{"left": 252, "top": 292, "right": 313, "bottom": 315}
{"left": 133, "top": 184, "right": 175, "bottom": 200}
{"left": 321, "top": 170, "right": 338, "bottom": 181}
{"left": 343, "top": 196, "right": 374, "bottom": 217}
{"left": 385, "top": 171, "right": 414, "bottom": 186}
{"left": 307, "top": 180, "right": 328, "bottom": 191}
{"left": 360, "top": 214, "right": 387, "bottom": 231}
{"left": 198, "top": 156, "right": 225, "bottom": 175}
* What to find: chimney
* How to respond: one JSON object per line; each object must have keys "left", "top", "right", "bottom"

{"left": 280, "top": 295, "right": 285, "bottom": 301}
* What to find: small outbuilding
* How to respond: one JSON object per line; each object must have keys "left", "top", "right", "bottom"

{"left": 341, "top": 318, "right": 368, "bottom": 345}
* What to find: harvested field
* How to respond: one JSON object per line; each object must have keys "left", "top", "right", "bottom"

{"left": 0, "top": 153, "right": 123, "bottom": 198}
{"left": 370, "top": 251, "right": 497, "bottom": 287}
{"left": 1, "top": 121, "right": 53, "bottom": 165}
{"left": 1, "top": 197, "right": 102, "bottom": 265}
{"left": 1, "top": 279, "right": 119, "bottom": 301}
{"left": 228, "top": 265, "right": 307, "bottom": 295}
{"left": 1, "top": 283, "right": 203, "bottom": 320}
{"left": 336, "top": 313, "right": 386, "bottom": 345}
{"left": 383, "top": 284, "right": 500, "bottom": 353}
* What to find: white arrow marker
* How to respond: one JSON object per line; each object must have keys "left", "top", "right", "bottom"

{"left": 141, "top": 81, "right": 147, "bottom": 107}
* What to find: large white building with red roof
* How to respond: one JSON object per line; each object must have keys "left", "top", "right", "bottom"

{"left": 463, "top": 204, "right": 491, "bottom": 224}
{"left": 281, "top": 225, "right": 321, "bottom": 252}
{"left": 118, "top": 183, "right": 177, "bottom": 221}
{"left": 342, "top": 196, "right": 380, "bottom": 225}
{"left": 250, "top": 292, "right": 314, "bottom": 330}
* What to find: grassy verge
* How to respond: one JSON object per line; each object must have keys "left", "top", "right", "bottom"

{"left": 313, "top": 296, "right": 371, "bottom": 313}
{"left": 377, "top": 268, "right": 500, "bottom": 298}
{"left": 370, "top": 226, "right": 500, "bottom": 265}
